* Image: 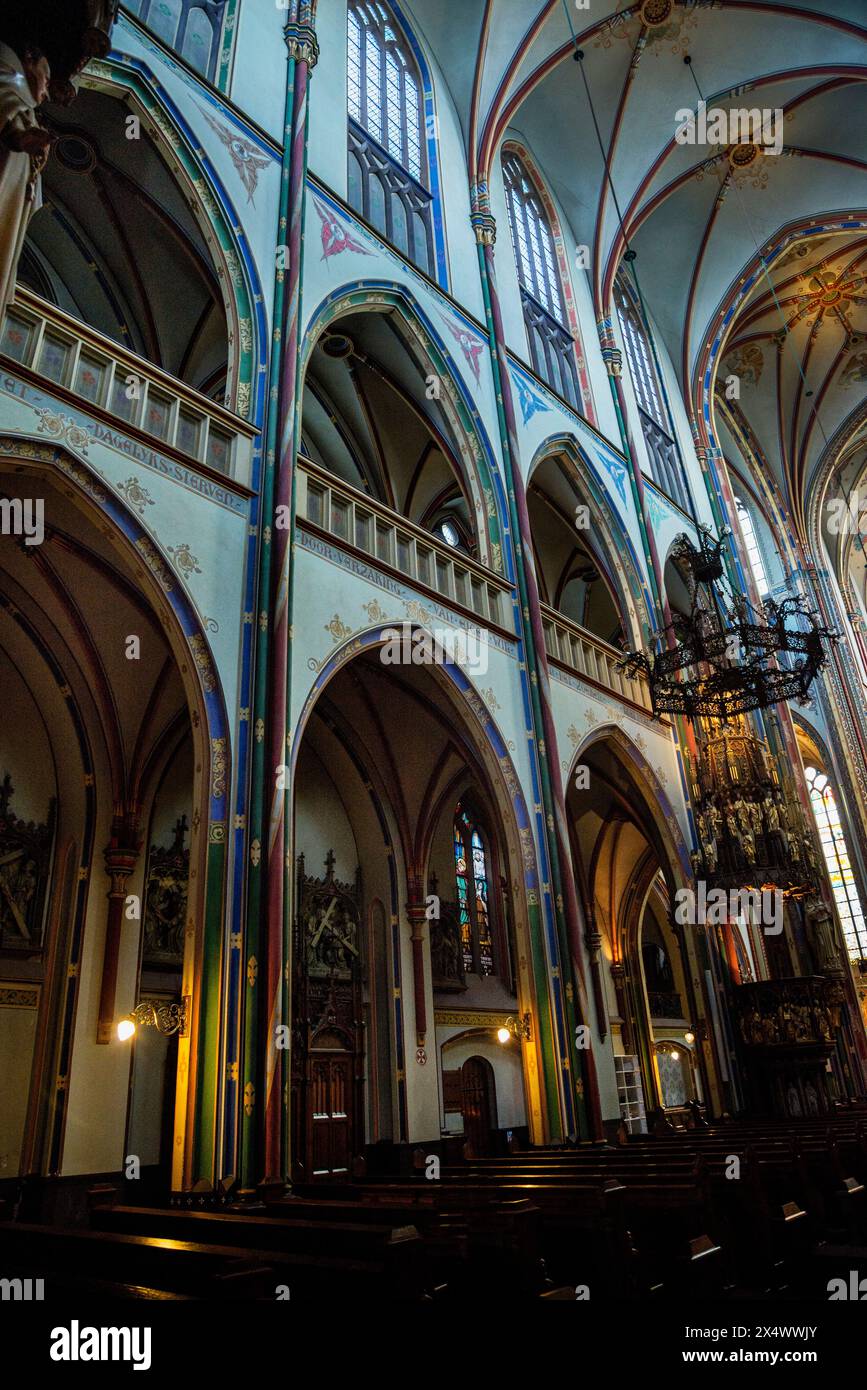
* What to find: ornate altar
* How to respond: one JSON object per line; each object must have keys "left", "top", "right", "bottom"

{"left": 734, "top": 976, "right": 844, "bottom": 1116}
{"left": 688, "top": 722, "right": 818, "bottom": 893}
{"left": 142, "top": 815, "right": 189, "bottom": 969}
{"left": 0, "top": 773, "right": 54, "bottom": 953}
{"left": 291, "top": 851, "right": 364, "bottom": 1182}
{"left": 687, "top": 720, "right": 828, "bottom": 981}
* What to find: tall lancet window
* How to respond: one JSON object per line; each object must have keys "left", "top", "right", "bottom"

{"left": 735, "top": 497, "right": 770, "bottom": 596}
{"left": 805, "top": 766, "right": 867, "bottom": 961}
{"left": 614, "top": 274, "right": 691, "bottom": 514}
{"left": 502, "top": 150, "right": 581, "bottom": 411}
{"left": 347, "top": 1, "right": 434, "bottom": 277}
{"left": 453, "top": 803, "right": 494, "bottom": 976}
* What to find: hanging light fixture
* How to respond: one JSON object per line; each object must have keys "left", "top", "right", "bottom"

{"left": 620, "top": 526, "right": 837, "bottom": 720}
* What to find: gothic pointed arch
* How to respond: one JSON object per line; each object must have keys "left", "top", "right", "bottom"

{"left": 289, "top": 623, "right": 576, "bottom": 1144}
{"left": 346, "top": 0, "right": 446, "bottom": 285}
{"left": 528, "top": 432, "right": 652, "bottom": 648}
{"left": 500, "top": 141, "right": 593, "bottom": 418}
{"left": 299, "top": 283, "right": 508, "bottom": 571}
{"left": 24, "top": 56, "right": 266, "bottom": 422}
{"left": 0, "top": 434, "right": 231, "bottom": 1189}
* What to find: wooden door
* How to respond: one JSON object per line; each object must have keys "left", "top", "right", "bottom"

{"left": 310, "top": 1049, "right": 353, "bottom": 1177}
{"left": 461, "top": 1056, "right": 496, "bottom": 1156}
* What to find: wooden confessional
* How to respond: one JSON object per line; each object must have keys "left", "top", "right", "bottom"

{"left": 291, "top": 851, "right": 364, "bottom": 1182}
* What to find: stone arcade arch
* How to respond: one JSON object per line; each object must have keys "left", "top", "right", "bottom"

{"left": 289, "top": 627, "right": 560, "bottom": 1155}
{"left": 299, "top": 284, "right": 509, "bottom": 574}
{"left": 564, "top": 725, "right": 717, "bottom": 1126}
{"left": 0, "top": 436, "right": 229, "bottom": 1191}
{"left": 528, "top": 434, "right": 650, "bottom": 652}
{"left": 49, "top": 55, "right": 266, "bottom": 422}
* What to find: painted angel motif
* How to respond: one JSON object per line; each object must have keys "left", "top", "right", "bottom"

{"left": 514, "top": 371, "right": 549, "bottom": 424}
{"left": 312, "top": 197, "right": 372, "bottom": 259}
{"left": 199, "top": 106, "right": 270, "bottom": 205}
{"left": 440, "top": 313, "right": 485, "bottom": 383}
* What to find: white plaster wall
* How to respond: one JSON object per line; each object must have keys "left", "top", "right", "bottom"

{"left": 438, "top": 1031, "right": 527, "bottom": 1131}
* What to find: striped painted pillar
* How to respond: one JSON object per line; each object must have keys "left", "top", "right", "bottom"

{"left": 473, "top": 197, "right": 603, "bottom": 1142}
{"left": 598, "top": 322, "right": 733, "bottom": 1114}
{"left": 260, "top": 10, "right": 318, "bottom": 1183}
{"left": 240, "top": 27, "right": 299, "bottom": 1188}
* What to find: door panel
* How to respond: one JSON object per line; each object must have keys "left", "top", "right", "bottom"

{"left": 461, "top": 1056, "right": 495, "bottom": 1157}
{"left": 311, "top": 1053, "right": 353, "bottom": 1177}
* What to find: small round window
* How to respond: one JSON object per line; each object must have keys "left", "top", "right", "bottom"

{"left": 436, "top": 519, "right": 460, "bottom": 548}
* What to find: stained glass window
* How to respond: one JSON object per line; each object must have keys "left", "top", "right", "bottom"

{"left": 453, "top": 805, "right": 495, "bottom": 976}
{"left": 454, "top": 820, "right": 473, "bottom": 973}
{"left": 735, "top": 497, "right": 770, "bottom": 596}
{"left": 805, "top": 766, "right": 867, "bottom": 960}
{"left": 471, "top": 830, "right": 494, "bottom": 974}
{"left": 347, "top": 1, "right": 424, "bottom": 182}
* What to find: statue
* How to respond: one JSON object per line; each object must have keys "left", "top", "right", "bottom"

{"left": 725, "top": 802, "right": 744, "bottom": 863}
{"left": 805, "top": 894, "right": 840, "bottom": 975}
{"left": 0, "top": 43, "right": 51, "bottom": 322}
{"left": 734, "top": 796, "right": 756, "bottom": 863}
{"left": 82, "top": 2, "right": 120, "bottom": 59}
{"left": 696, "top": 810, "right": 717, "bottom": 873}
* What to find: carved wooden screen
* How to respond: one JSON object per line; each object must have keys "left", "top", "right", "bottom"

{"left": 0, "top": 773, "right": 54, "bottom": 954}
{"left": 291, "top": 851, "right": 364, "bottom": 1181}
{"left": 142, "top": 814, "right": 189, "bottom": 969}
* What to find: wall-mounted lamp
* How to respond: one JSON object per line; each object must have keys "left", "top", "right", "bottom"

{"left": 117, "top": 997, "right": 188, "bottom": 1041}
{"left": 496, "top": 1013, "right": 531, "bottom": 1044}
{"left": 684, "top": 1031, "right": 695, "bottom": 1046}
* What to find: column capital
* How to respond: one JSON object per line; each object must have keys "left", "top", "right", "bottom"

{"left": 472, "top": 213, "right": 497, "bottom": 246}
{"left": 470, "top": 181, "right": 497, "bottom": 245}
{"left": 596, "top": 317, "right": 622, "bottom": 376}
{"left": 284, "top": 22, "right": 319, "bottom": 68}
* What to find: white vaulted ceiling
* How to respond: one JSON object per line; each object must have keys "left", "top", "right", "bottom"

{"left": 403, "top": 0, "right": 867, "bottom": 548}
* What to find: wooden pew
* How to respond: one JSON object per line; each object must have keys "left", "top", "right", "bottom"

{"left": 90, "top": 1205, "right": 428, "bottom": 1301}
{"left": 0, "top": 1223, "right": 272, "bottom": 1300}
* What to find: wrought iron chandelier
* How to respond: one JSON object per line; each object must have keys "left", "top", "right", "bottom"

{"left": 620, "top": 527, "right": 837, "bottom": 721}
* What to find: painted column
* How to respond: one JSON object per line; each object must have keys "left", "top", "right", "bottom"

{"left": 96, "top": 817, "right": 140, "bottom": 1044}
{"left": 408, "top": 878, "right": 430, "bottom": 1050}
{"left": 473, "top": 192, "right": 603, "bottom": 1142}
{"left": 240, "top": 16, "right": 297, "bottom": 1194}
{"left": 597, "top": 319, "right": 668, "bottom": 624}
{"left": 245, "top": 3, "right": 318, "bottom": 1186}
{"left": 598, "top": 327, "right": 729, "bottom": 1113}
